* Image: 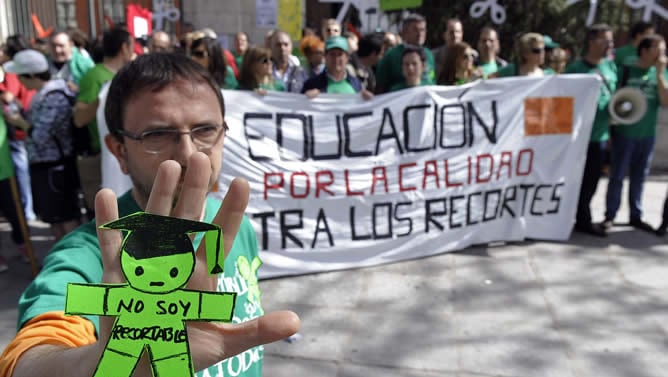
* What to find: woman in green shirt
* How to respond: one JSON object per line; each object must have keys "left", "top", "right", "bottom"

{"left": 437, "top": 42, "right": 483, "bottom": 85}
{"left": 190, "top": 36, "right": 238, "bottom": 89}
{"left": 238, "top": 47, "right": 285, "bottom": 93}
{"left": 389, "top": 45, "right": 429, "bottom": 92}
{"left": 494, "top": 33, "right": 554, "bottom": 77}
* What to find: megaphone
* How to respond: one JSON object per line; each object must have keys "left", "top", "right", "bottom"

{"left": 608, "top": 87, "right": 647, "bottom": 126}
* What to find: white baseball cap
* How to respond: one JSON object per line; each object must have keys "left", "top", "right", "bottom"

{"left": 3, "top": 49, "right": 49, "bottom": 75}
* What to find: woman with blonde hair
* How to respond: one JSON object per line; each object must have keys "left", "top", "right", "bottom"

{"left": 495, "top": 33, "right": 555, "bottom": 77}
{"left": 238, "top": 46, "right": 284, "bottom": 93}
{"left": 437, "top": 42, "right": 482, "bottom": 85}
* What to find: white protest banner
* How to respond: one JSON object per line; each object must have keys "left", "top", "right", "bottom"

{"left": 217, "top": 76, "right": 600, "bottom": 278}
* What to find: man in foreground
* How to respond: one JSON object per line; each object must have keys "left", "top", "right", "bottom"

{"left": 0, "top": 53, "right": 300, "bottom": 377}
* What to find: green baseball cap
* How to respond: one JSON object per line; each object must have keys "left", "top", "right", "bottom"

{"left": 543, "top": 35, "right": 559, "bottom": 49}
{"left": 325, "top": 36, "right": 349, "bottom": 53}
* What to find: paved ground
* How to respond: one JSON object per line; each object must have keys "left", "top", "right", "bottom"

{"left": 1, "top": 176, "right": 667, "bottom": 377}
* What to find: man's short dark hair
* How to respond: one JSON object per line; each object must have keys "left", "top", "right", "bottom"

{"left": 402, "top": 44, "right": 426, "bottom": 62}
{"left": 637, "top": 34, "right": 664, "bottom": 57}
{"left": 585, "top": 23, "right": 611, "bottom": 47}
{"left": 402, "top": 14, "right": 426, "bottom": 30}
{"left": 630, "top": 21, "right": 654, "bottom": 39}
{"left": 357, "top": 33, "right": 384, "bottom": 58}
{"left": 103, "top": 28, "right": 132, "bottom": 58}
{"left": 105, "top": 53, "right": 225, "bottom": 141}
{"left": 4, "top": 34, "right": 30, "bottom": 58}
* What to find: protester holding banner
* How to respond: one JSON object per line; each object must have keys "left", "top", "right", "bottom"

{"left": 238, "top": 46, "right": 285, "bottom": 93}
{"left": 375, "top": 13, "right": 435, "bottom": 93}
{"left": 495, "top": 33, "right": 554, "bottom": 77}
{"left": 437, "top": 42, "right": 483, "bottom": 85}
{"left": 603, "top": 34, "right": 668, "bottom": 233}
{"left": 565, "top": 23, "right": 616, "bottom": 237}
{"left": 389, "top": 45, "right": 428, "bottom": 92}
{"left": 302, "top": 36, "right": 372, "bottom": 99}
{"left": 614, "top": 21, "right": 654, "bottom": 70}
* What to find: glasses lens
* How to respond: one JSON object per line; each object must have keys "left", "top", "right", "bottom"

{"left": 531, "top": 47, "right": 544, "bottom": 54}
{"left": 191, "top": 124, "right": 224, "bottom": 148}
{"left": 141, "top": 130, "right": 177, "bottom": 153}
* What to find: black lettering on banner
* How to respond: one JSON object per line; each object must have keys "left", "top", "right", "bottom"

{"left": 350, "top": 206, "right": 372, "bottom": 241}
{"left": 394, "top": 201, "right": 413, "bottom": 237}
{"left": 343, "top": 112, "right": 374, "bottom": 157}
{"left": 483, "top": 189, "right": 502, "bottom": 222}
{"left": 449, "top": 195, "right": 465, "bottom": 229}
{"left": 518, "top": 184, "right": 535, "bottom": 216}
{"left": 280, "top": 210, "right": 304, "bottom": 249}
{"left": 467, "top": 101, "right": 498, "bottom": 146}
{"left": 403, "top": 104, "right": 432, "bottom": 152}
{"left": 252, "top": 212, "right": 275, "bottom": 250}
{"left": 243, "top": 113, "right": 274, "bottom": 161}
{"left": 547, "top": 182, "right": 564, "bottom": 214}
{"left": 372, "top": 202, "right": 393, "bottom": 239}
{"left": 501, "top": 186, "right": 517, "bottom": 218}
{"left": 311, "top": 208, "right": 334, "bottom": 248}
{"left": 439, "top": 104, "right": 466, "bottom": 149}
{"left": 530, "top": 184, "right": 551, "bottom": 216}
{"left": 466, "top": 191, "right": 482, "bottom": 226}
{"left": 425, "top": 197, "right": 447, "bottom": 232}
{"left": 375, "top": 108, "right": 404, "bottom": 155}
{"left": 309, "top": 114, "right": 343, "bottom": 160}
{"left": 276, "top": 113, "right": 308, "bottom": 161}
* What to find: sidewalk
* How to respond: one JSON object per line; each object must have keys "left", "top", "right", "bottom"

{"left": 1, "top": 176, "right": 667, "bottom": 377}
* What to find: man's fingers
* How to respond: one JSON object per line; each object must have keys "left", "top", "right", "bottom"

{"left": 145, "top": 160, "right": 182, "bottom": 216}
{"left": 220, "top": 311, "right": 300, "bottom": 357}
{"left": 95, "top": 189, "right": 123, "bottom": 284}
{"left": 173, "top": 152, "right": 211, "bottom": 220}
{"left": 216, "top": 178, "right": 250, "bottom": 259}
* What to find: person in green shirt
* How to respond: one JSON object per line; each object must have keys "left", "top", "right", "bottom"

{"left": 375, "top": 13, "right": 435, "bottom": 93}
{"left": 564, "top": 23, "right": 616, "bottom": 237}
{"left": 0, "top": 113, "right": 26, "bottom": 272}
{"left": 614, "top": 21, "right": 654, "bottom": 71}
{"left": 0, "top": 53, "right": 300, "bottom": 377}
{"left": 604, "top": 34, "right": 668, "bottom": 233}
{"left": 238, "top": 46, "right": 285, "bottom": 93}
{"left": 233, "top": 32, "right": 249, "bottom": 69}
{"left": 437, "top": 42, "right": 483, "bottom": 85}
{"left": 191, "top": 36, "right": 238, "bottom": 90}
{"left": 475, "top": 26, "right": 507, "bottom": 77}
{"left": 494, "top": 33, "right": 555, "bottom": 78}
{"left": 74, "top": 28, "right": 134, "bottom": 211}
{"left": 390, "top": 45, "right": 430, "bottom": 92}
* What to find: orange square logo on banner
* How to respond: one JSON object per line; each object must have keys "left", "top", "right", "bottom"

{"left": 524, "top": 97, "right": 574, "bottom": 136}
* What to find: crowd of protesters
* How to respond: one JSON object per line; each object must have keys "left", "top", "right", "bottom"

{"left": 0, "top": 14, "right": 667, "bottom": 272}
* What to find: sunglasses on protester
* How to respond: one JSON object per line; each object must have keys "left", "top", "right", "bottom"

{"left": 191, "top": 50, "right": 208, "bottom": 58}
{"left": 530, "top": 47, "right": 545, "bottom": 54}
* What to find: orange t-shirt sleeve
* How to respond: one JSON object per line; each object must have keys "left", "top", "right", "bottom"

{"left": 0, "top": 311, "right": 96, "bottom": 377}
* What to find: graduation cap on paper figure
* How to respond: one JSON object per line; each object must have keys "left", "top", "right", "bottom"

{"left": 103, "top": 212, "right": 225, "bottom": 284}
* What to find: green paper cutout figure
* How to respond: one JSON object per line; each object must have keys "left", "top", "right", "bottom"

{"left": 65, "top": 212, "right": 236, "bottom": 377}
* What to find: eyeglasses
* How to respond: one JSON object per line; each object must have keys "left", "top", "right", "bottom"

{"left": 118, "top": 124, "right": 226, "bottom": 154}
{"left": 530, "top": 47, "right": 544, "bottom": 54}
{"left": 327, "top": 28, "right": 339, "bottom": 33}
{"left": 191, "top": 50, "right": 208, "bottom": 58}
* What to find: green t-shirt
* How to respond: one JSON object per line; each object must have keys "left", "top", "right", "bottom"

{"left": 477, "top": 60, "right": 499, "bottom": 76}
{"left": 388, "top": 78, "right": 430, "bottom": 92}
{"left": 223, "top": 66, "right": 239, "bottom": 90}
{"left": 497, "top": 63, "right": 555, "bottom": 77}
{"left": 615, "top": 65, "right": 667, "bottom": 139}
{"left": 0, "top": 114, "right": 14, "bottom": 181}
{"left": 18, "top": 193, "right": 264, "bottom": 377}
{"left": 376, "top": 44, "right": 436, "bottom": 91}
{"left": 564, "top": 58, "right": 617, "bottom": 141}
{"left": 614, "top": 44, "right": 638, "bottom": 70}
{"left": 327, "top": 75, "right": 357, "bottom": 94}
{"left": 77, "top": 64, "right": 115, "bottom": 154}
{"left": 258, "top": 80, "right": 285, "bottom": 92}
{"left": 233, "top": 52, "right": 244, "bottom": 71}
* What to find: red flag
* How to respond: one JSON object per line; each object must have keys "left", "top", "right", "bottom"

{"left": 126, "top": 4, "right": 152, "bottom": 55}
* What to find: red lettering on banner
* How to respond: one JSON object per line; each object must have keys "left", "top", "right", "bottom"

{"left": 444, "top": 160, "right": 462, "bottom": 188}
{"left": 264, "top": 172, "right": 284, "bottom": 200}
{"left": 422, "top": 160, "right": 440, "bottom": 190}
{"left": 290, "top": 172, "right": 310, "bottom": 198}
{"left": 467, "top": 156, "right": 472, "bottom": 185}
{"left": 345, "top": 170, "right": 364, "bottom": 196}
{"left": 399, "top": 163, "right": 417, "bottom": 192}
{"left": 370, "top": 166, "right": 389, "bottom": 194}
{"left": 476, "top": 154, "right": 494, "bottom": 183}
{"left": 315, "top": 171, "right": 335, "bottom": 198}
{"left": 497, "top": 151, "right": 513, "bottom": 180}
{"left": 516, "top": 148, "right": 534, "bottom": 176}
